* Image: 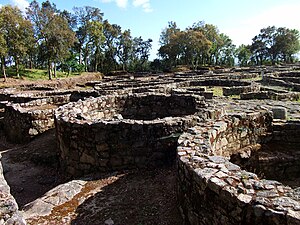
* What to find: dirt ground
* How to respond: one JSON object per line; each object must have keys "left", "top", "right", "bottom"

{"left": 0, "top": 72, "right": 102, "bottom": 89}
{"left": 0, "top": 129, "right": 183, "bottom": 225}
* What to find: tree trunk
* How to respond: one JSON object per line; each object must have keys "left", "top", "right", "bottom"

{"left": 84, "top": 55, "right": 88, "bottom": 72}
{"left": 79, "top": 48, "right": 83, "bottom": 65}
{"left": 29, "top": 54, "right": 33, "bottom": 69}
{"left": 53, "top": 63, "right": 56, "bottom": 78}
{"left": 48, "top": 60, "right": 52, "bottom": 80}
{"left": 1, "top": 57, "right": 7, "bottom": 82}
{"left": 16, "top": 57, "right": 20, "bottom": 78}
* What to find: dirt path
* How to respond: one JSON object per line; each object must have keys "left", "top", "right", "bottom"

{"left": 0, "top": 130, "right": 64, "bottom": 207}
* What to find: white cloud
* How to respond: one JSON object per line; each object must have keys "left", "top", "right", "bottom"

{"left": 223, "top": 2, "right": 300, "bottom": 46}
{"left": 116, "top": 0, "right": 128, "bottom": 8}
{"left": 133, "top": 0, "right": 153, "bottom": 12}
{"left": 101, "top": 0, "right": 152, "bottom": 12}
{"left": 101, "top": 0, "right": 128, "bottom": 9}
{"left": 11, "top": 0, "right": 29, "bottom": 12}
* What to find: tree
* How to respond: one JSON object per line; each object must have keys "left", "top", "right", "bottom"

{"left": 73, "top": 6, "right": 103, "bottom": 71}
{"left": 158, "top": 21, "right": 181, "bottom": 68}
{"left": 275, "top": 28, "right": 300, "bottom": 63}
{"left": 178, "top": 29, "right": 211, "bottom": 69}
{"left": 0, "top": 13, "right": 7, "bottom": 81}
{"left": 236, "top": 44, "right": 251, "bottom": 66}
{"left": 131, "top": 37, "right": 152, "bottom": 71}
{"left": 192, "top": 23, "right": 221, "bottom": 65}
{"left": 0, "top": 5, "right": 34, "bottom": 78}
{"left": 27, "top": 0, "right": 76, "bottom": 79}
{"left": 218, "top": 33, "right": 236, "bottom": 66}
{"left": 250, "top": 34, "right": 268, "bottom": 65}
{"left": 117, "top": 29, "right": 133, "bottom": 71}
{"left": 250, "top": 26, "right": 300, "bottom": 65}
{"left": 102, "top": 20, "right": 121, "bottom": 72}
{"left": 87, "top": 20, "right": 105, "bottom": 72}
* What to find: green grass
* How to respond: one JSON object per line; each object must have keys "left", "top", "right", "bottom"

{"left": 207, "top": 86, "right": 241, "bottom": 99}
{"left": 6, "top": 68, "right": 81, "bottom": 81}
{"left": 241, "top": 76, "right": 262, "bottom": 82}
{"left": 208, "top": 86, "right": 223, "bottom": 97}
{"left": 229, "top": 94, "right": 241, "bottom": 99}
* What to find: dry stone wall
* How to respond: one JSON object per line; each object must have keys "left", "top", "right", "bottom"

{"left": 0, "top": 156, "right": 26, "bottom": 224}
{"left": 223, "top": 84, "right": 261, "bottom": 96}
{"left": 177, "top": 111, "right": 300, "bottom": 225}
{"left": 55, "top": 93, "right": 211, "bottom": 176}
{"left": 3, "top": 95, "right": 70, "bottom": 143}
{"left": 1, "top": 67, "right": 300, "bottom": 224}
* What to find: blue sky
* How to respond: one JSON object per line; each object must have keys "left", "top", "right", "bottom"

{"left": 1, "top": 0, "right": 300, "bottom": 59}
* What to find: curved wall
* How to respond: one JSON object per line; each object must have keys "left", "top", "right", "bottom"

{"left": 177, "top": 111, "right": 300, "bottom": 225}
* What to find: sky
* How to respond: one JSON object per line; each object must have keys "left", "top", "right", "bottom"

{"left": 1, "top": 0, "right": 300, "bottom": 59}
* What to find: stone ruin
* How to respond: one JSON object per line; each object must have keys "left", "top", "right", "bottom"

{"left": 55, "top": 93, "right": 212, "bottom": 176}
{"left": 0, "top": 65, "right": 300, "bottom": 224}
{"left": 177, "top": 110, "right": 300, "bottom": 225}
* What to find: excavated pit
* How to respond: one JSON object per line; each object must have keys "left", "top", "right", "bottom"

{"left": 230, "top": 121, "right": 300, "bottom": 188}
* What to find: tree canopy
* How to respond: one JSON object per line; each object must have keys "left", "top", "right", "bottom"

{"left": 0, "top": 1, "right": 299, "bottom": 80}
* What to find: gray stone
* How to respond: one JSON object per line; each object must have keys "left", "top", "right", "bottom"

{"left": 272, "top": 107, "right": 287, "bottom": 120}
{"left": 104, "top": 218, "right": 114, "bottom": 225}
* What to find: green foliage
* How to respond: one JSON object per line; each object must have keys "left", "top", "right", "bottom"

{"left": 158, "top": 21, "right": 236, "bottom": 70}
{"left": 1, "top": 1, "right": 299, "bottom": 81}
{"left": 27, "top": 0, "right": 76, "bottom": 79}
{"left": 250, "top": 26, "right": 300, "bottom": 65}
{"left": 236, "top": 44, "right": 252, "bottom": 66}
{"left": 0, "top": 5, "right": 34, "bottom": 78}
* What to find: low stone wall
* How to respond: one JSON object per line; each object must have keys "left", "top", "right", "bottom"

{"left": 0, "top": 156, "right": 26, "bottom": 224}
{"left": 230, "top": 121, "right": 300, "bottom": 191}
{"left": 55, "top": 93, "right": 211, "bottom": 176}
{"left": 190, "top": 79, "right": 251, "bottom": 87}
{"left": 241, "top": 91, "right": 300, "bottom": 101}
{"left": 0, "top": 89, "right": 72, "bottom": 104}
{"left": 278, "top": 71, "right": 300, "bottom": 78}
{"left": 240, "top": 91, "right": 270, "bottom": 100}
{"left": 263, "top": 76, "right": 300, "bottom": 92}
{"left": 223, "top": 84, "right": 260, "bottom": 96}
{"left": 3, "top": 95, "right": 70, "bottom": 143}
{"left": 272, "top": 121, "right": 300, "bottom": 142}
{"left": 177, "top": 111, "right": 300, "bottom": 225}
{"left": 171, "top": 88, "right": 213, "bottom": 99}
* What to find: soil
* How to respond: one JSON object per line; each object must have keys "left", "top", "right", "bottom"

{"left": 0, "top": 129, "right": 64, "bottom": 207}
{"left": 26, "top": 104, "right": 59, "bottom": 111}
{"left": 0, "top": 72, "right": 102, "bottom": 89}
{"left": 0, "top": 129, "right": 183, "bottom": 225}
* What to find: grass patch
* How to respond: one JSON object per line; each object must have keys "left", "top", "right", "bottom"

{"left": 6, "top": 68, "right": 81, "bottom": 81}
{"left": 208, "top": 86, "right": 223, "bottom": 97}
{"left": 229, "top": 95, "right": 241, "bottom": 99}
{"left": 241, "top": 76, "right": 262, "bottom": 82}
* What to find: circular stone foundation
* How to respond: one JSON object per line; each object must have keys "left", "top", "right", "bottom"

{"left": 177, "top": 111, "right": 300, "bottom": 225}
{"left": 55, "top": 93, "right": 204, "bottom": 176}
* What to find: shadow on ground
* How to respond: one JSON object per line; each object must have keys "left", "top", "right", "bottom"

{"left": 0, "top": 129, "right": 66, "bottom": 207}
{"left": 71, "top": 166, "right": 183, "bottom": 225}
